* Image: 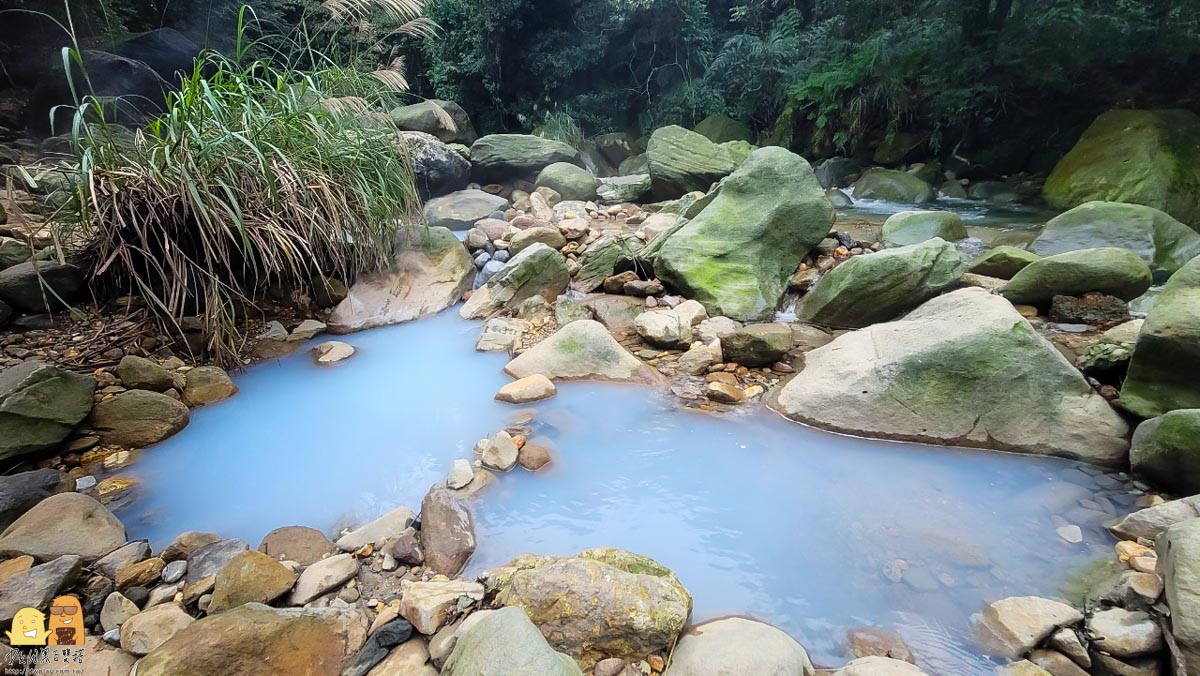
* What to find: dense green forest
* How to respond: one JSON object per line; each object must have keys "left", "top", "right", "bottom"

{"left": 3, "top": 0, "right": 1200, "bottom": 171}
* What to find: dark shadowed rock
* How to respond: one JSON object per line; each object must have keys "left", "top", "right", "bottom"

{"left": 420, "top": 487, "right": 475, "bottom": 576}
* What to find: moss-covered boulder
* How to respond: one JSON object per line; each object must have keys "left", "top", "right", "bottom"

{"left": 483, "top": 548, "right": 691, "bottom": 669}
{"left": 572, "top": 234, "right": 643, "bottom": 293}
{"left": 470, "top": 135, "right": 582, "bottom": 183}
{"left": 797, "top": 238, "right": 967, "bottom": 329}
{"left": 968, "top": 246, "right": 1041, "bottom": 279}
{"left": 882, "top": 210, "right": 967, "bottom": 247}
{"left": 853, "top": 169, "right": 936, "bottom": 203}
{"left": 1044, "top": 109, "right": 1200, "bottom": 226}
{"left": 656, "top": 146, "right": 833, "bottom": 320}
{"left": 460, "top": 243, "right": 570, "bottom": 319}
{"left": 387, "top": 99, "right": 477, "bottom": 144}
{"left": 1130, "top": 410, "right": 1200, "bottom": 494}
{"left": 1002, "top": 248, "right": 1153, "bottom": 304}
{"left": 1029, "top": 202, "right": 1200, "bottom": 282}
{"left": 89, "top": 390, "right": 190, "bottom": 448}
{"left": 596, "top": 174, "right": 651, "bottom": 204}
{"left": 0, "top": 361, "right": 95, "bottom": 462}
{"left": 646, "top": 126, "right": 739, "bottom": 200}
{"left": 770, "top": 288, "right": 1130, "bottom": 464}
{"left": 443, "top": 607, "right": 582, "bottom": 676}
{"left": 535, "top": 162, "right": 598, "bottom": 201}
{"left": 1121, "top": 255, "right": 1200, "bottom": 417}
{"left": 693, "top": 114, "right": 753, "bottom": 144}
{"left": 422, "top": 189, "right": 509, "bottom": 231}
{"left": 503, "top": 320, "right": 655, "bottom": 383}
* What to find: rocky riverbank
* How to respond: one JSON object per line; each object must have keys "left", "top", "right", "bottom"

{"left": 2, "top": 96, "right": 1200, "bottom": 674}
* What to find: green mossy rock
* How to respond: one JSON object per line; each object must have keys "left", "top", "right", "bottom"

{"left": 470, "top": 135, "right": 582, "bottom": 183}
{"left": 647, "top": 126, "right": 739, "bottom": 200}
{"left": 1121, "top": 255, "right": 1200, "bottom": 417}
{"left": 853, "top": 168, "right": 936, "bottom": 203}
{"left": 485, "top": 547, "right": 691, "bottom": 669}
{"left": 1131, "top": 410, "right": 1200, "bottom": 494}
{"left": 387, "top": 99, "right": 477, "bottom": 144}
{"left": 797, "top": 238, "right": 968, "bottom": 329}
{"left": 460, "top": 243, "right": 570, "bottom": 319}
{"left": 655, "top": 147, "right": 833, "bottom": 320}
{"left": 1029, "top": 201, "right": 1200, "bottom": 282}
{"left": 693, "top": 114, "right": 753, "bottom": 144}
{"left": 771, "top": 288, "right": 1130, "bottom": 464}
{"left": 969, "top": 246, "right": 1042, "bottom": 279}
{"left": 0, "top": 361, "right": 96, "bottom": 461}
{"left": 443, "top": 607, "right": 582, "bottom": 676}
{"left": 573, "top": 234, "right": 643, "bottom": 293}
{"left": 1044, "top": 109, "right": 1200, "bottom": 226}
{"left": 89, "top": 389, "right": 190, "bottom": 448}
{"left": 0, "top": 237, "right": 31, "bottom": 271}
{"left": 721, "top": 324, "right": 793, "bottom": 367}
{"left": 882, "top": 210, "right": 968, "bottom": 247}
{"left": 535, "top": 162, "right": 598, "bottom": 201}
{"left": 1002, "top": 248, "right": 1153, "bottom": 304}
{"left": 873, "top": 131, "right": 928, "bottom": 165}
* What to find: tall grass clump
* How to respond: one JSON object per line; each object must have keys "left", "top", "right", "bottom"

{"left": 52, "top": 6, "right": 427, "bottom": 365}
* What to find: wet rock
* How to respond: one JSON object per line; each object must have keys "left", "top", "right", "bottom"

{"left": 330, "top": 226, "right": 474, "bottom": 333}
{"left": 442, "top": 606, "right": 582, "bottom": 676}
{"left": 344, "top": 617, "right": 414, "bottom": 676}
{"left": 258, "top": 526, "right": 336, "bottom": 566}
{"left": 705, "top": 381, "right": 745, "bottom": 404}
{"left": 1088, "top": 651, "right": 1163, "bottom": 676}
{"left": 1049, "top": 292, "right": 1128, "bottom": 326}
{"left": 484, "top": 547, "right": 691, "bottom": 668}
{"left": 969, "top": 246, "right": 1041, "bottom": 279}
{"left": 1027, "top": 649, "right": 1088, "bottom": 676}
{"left": 853, "top": 169, "right": 935, "bottom": 203}
{"left": 797, "top": 238, "right": 967, "bottom": 328}
{"left": 518, "top": 443, "right": 552, "bottom": 471}
{"left": 882, "top": 210, "right": 967, "bottom": 248}
{"left": 1155, "top": 517, "right": 1200, "bottom": 671}
{"left": 1002, "top": 248, "right": 1153, "bottom": 305}
{"left": 772, "top": 289, "right": 1130, "bottom": 465}
{"left": 0, "top": 492, "right": 124, "bottom": 562}
{"left": 1047, "top": 628, "right": 1091, "bottom": 669}
{"left": 400, "top": 580, "right": 484, "bottom": 634}
{"left": 831, "top": 656, "right": 927, "bottom": 675}
{"left": 0, "top": 554, "right": 82, "bottom": 623}
{"left": 496, "top": 374, "right": 557, "bottom": 404}
{"left": 0, "top": 360, "right": 96, "bottom": 461}
{"left": 1120, "top": 254, "right": 1200, "bottom": 417}
{"left": 476, "top": 317, "right": 531, "bottom": 352}
{"left": 336, "top": 507, "right": 415, "bottom": 552}
{"left": 846, "top": 626, "right": 916, "bottom": 663}
{"left": 721, "top": 324, "right": 792, "bottom": 367}
{"left": 505, "top": 320, "right": 657, "bottom": 383}
{"left": 133, "top": 603, "right": 368, "bottom": 676}
{"left": 0, "top": 260, "right": 83, "bottom": 313}
{"left": 665, "top": 617, "right": 814, "bottom": 676}
{"left": 420, "top": 487, "right": 475, "bottom": 576}
{"left": 208, "top": 550, "right": 297, "bottom": 614}
{"left": 656, "top": 147, "right": 833, "bottom": 320}
{"left": 1085, "top": 608, "right": 1162, "bottom": 658}
{"left": 185, "top": 538, "right": 249, "bottom": 586}
{"left": 89, "top": 390, "right": 190, "bottom": 448}
{"left": 480, "top": 431, "right": 519, "bottom": 471}
{"left": 995, "top": 661, "right": 1052, "bottom": 675}
{"left": 470, "top": 134, "right": 582, "bottom": 183}
{"left": 115, "top": 355, "right": 173, "bottom": 392}
{"left": 460, "top": 243, "right": 570, "bottom": 319}
{"left": 972, "top": 596, "right": 1084, "bottom": 660}
{"left": 446, "top": 459, "right": 474, "bottom": 489}
{"left": 183, "top": 366, "right": 237, "bottom": 405}
{"left": 1130, "top": 410, "right": 1200, "bottom": 494}
{"left": 0, "top": 468, "right": 65, "bottom": 530}
{"left": 119, "top": 602, "right": 194, "bottom": 655}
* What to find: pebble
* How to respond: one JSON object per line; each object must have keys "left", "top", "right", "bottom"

{"left": 1056, "top": 525, "right": 1083, "bottom": 544}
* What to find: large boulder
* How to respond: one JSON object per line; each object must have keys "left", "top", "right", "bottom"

{"left": 1028, "top": 202, "right": 1200, "bottom": 282}
{"left": 121, "top": 603, "right": 196, "bottom": 655}
{"left": 0, "top": 492, "right": 125, "bottom": 562}
{"left": 973, "top": 596, "right": 1084, "bottom": 660}
{"left": 88, "top": 390, "right": 190, "bottom": 448}
{"left": 422, "top": 189, "right": 509, "bottom": 231}
{"left": 420, "top": 487, "right": 475, "bottom": 576}
{"left": 1130, "top": 410, "right": 1200, "bottom": 494}
{"left": 483, "top": 548, "right": 691, "bottom": 668}
{"left": 134, "top": 603, "right": 368, "bottom": 676}
{"left": 1044, "top": 109, "right": 1200, "bottom": 226}
{"left": 504, "top": 320, "right": 656, "bottom": 383}
{"left": 1110, "top": 496, "right": 1200, "bottom": 541}
{"left": 535, "top": 163, "right": 598, "bottom": 201}
{"left": 0, "top": 360, "right": 95, "bottom": 461}
{"left": 110, "top": 28, "right": 199, "bottom": 83}
{"left": 398, "top": 131, "right": 471, "bottom": 200}
{"left": 832, "top": 657, "right": 927, "bottom": 675}
{"left": 852, "top": 169, "right": 935, "bottom": 203}
{"left": 881, "top": 210, "right": 967, "bottom": 247}
{"left": 596, "top": 175, "right": 651, "bottom": 204}
{"left": 770, "top": 288, "right": 1130, "bottom": 464}
{"left": 0, "top": 260, "right": 84, "bottom": 313}
{"left": 647, "top": 126, "right": 739, "bottom": 200}
{"left": 665, "top": 617, "right": 814, "bottom": 676}
{"left": 655, "top": 146, "right": 833, "bottom": 320}
{"left": 1001, "top": 248, "right": 1153, "bottom": 304}
{"left": 459, "top": 243, "right": 569, "bottom": 319}
{"left": 0, "top": 469, "right": 64, "bottom": 530}
{"left": 796, "top": 238, "right": 967, "bottom": 329}
{"left": 388, "top": 100, "right": 477, "bottom": 144}
{"left": 330, "top": 226, "right": 473, "bottom": 333}
{"left": 693, "top": 114, "right": 753, "bottom": 144}
{"left": 207, "top": 550, "right": 298, "bottom": 614}
{"left": 442, "top": 606, "right": 582, "bottom": 676}
{"left": 1120, "top": 255, "right": 1200, "bottom": 417}
{"left": 969, "top": 246, "right": 1041, "bottom": 279}
{"left": 1157, "top": 518, "right": 1200, "bottom": 673}
{"left": 0, "top": 555, "right": 82, "bottom": 625}
{"left": 27, "top": 49, "right": 173, "bottom": 137}
{"left": 573, "top": 234, "right": 644, "bottom": 293}
{"left": 470, "top": 135, "right": 582, "bottom": 183}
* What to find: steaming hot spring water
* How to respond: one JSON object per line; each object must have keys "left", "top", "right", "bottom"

{"left": 110, "top": 303, "right": 1142, "bottom": 674}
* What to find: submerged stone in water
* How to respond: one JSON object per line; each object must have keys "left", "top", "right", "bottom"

{"left": 504, "top": 320, "right": 656, "bottom": 383}
{"left": 666, "top": 617, "right": 814, "bottom": 676}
